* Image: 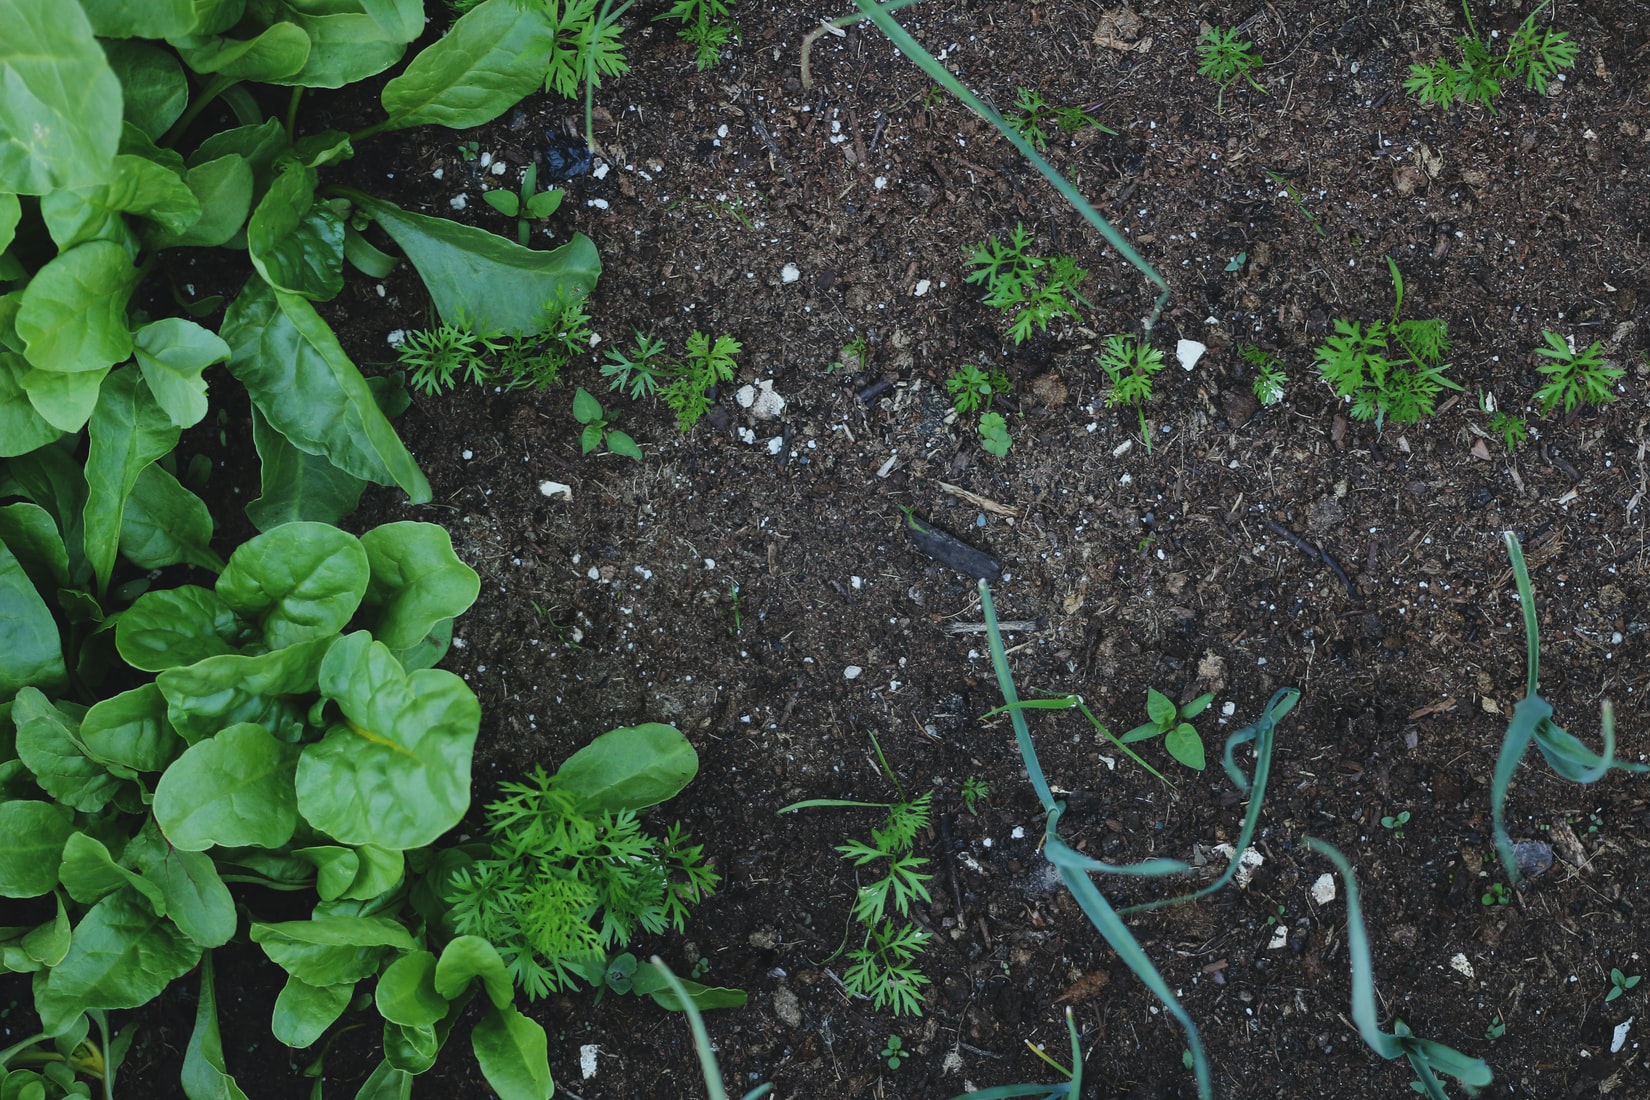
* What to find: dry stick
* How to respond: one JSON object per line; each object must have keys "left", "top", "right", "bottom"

{"left": 1261, "top": 518, "right": 1359, "bottom": 599}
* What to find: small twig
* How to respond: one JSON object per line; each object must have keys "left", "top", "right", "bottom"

{"left": 943, "top": 619, "right": 1041, "bottom": 634}
{"left": 938, "top": 810, "right": 967, "bottom": 926}
{"left": 800, "top": 14, "right": 859, "bottom": 90}
{"left": 1261, "top": 518, "right": 1359, "bottom": 600}
{"left": 937, "top": 480, "right": 1020, "bottom": 516}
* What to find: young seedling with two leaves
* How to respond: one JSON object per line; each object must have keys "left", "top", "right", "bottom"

{"left": 573, "top": 387, "right": 643, "bottom": 458}
{"left": 484, "top": 162, "right": 565, "bottom": 246}
{"left": 1121, "top": 688, "right": 1215, "bottom": 771}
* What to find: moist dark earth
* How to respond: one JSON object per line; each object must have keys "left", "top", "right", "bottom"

{"left": 104, "top": 1, "right": 1650, "bottom": 1097}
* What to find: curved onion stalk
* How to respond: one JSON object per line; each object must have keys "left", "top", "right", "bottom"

{"left": 846, "top": 0, "right": 1172, "bottom": 330}
{"left": 1493, "top": 532, "right": 1645, "bottom": 881}
{"left": 1304, "top": 841, "right": 1492, "bottom": 1100}
{"left": 980, "top": 580, "right": 1210, "bottom": 1100}
{"left": 653, "top": 959, "right": 773, "bottom": 1100}
{"left": 947, "top": 1006, "right": 1082, "bottom": 1100}
{"left": 1121, "top": 687, "right": 1300, "bottom": 914}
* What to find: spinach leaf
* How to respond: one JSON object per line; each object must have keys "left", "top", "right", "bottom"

{"left": 358, "top": 522, "right": 481, "bottom": 652}
{"left": 15, "top": 239, "right": 139, "bottom": 380}
{"left": 173, "top": 22, "right": 312, "bottom": 83}
{"left": 0, "top": 351, "right": 64, "bottom": 456}
{"left": 247, "top": 163, "right": 345, "bottom": 301}
{"left": 0, "top": 799, "right": 73, "bottom": 898}
{"left": 121, "top": 462, "right": 225, "bottom": 573}
{"left": 379, "top": 0, "right": 558, "bottom": 131}
{"left": 0, "top": 0, "right": 122, "bottom": 193}
{"left": 125, "top": 824, "right": 237, "bottom": 948}
{"left": 376, "top": 950, "right": 447, "bottom": 1027}
{"left": 12, "top": 687, "right": 123, "bottom": 813}
{"left": 180, "top": 952, "right": 252, "bottom": 1100}
{"left": 59, "top": 831, "right": 166, "bottom": 911}
{"left": 83, "top": 367, "right": 181, "bottom": 597}
{"left": 132, "top": 317, "right": 230, "bottom": 430}
{"left": 116, "top": 586, "right": 244, "bottom": 672}
{"left": 80, "top": 682, "right": 184, "bottom": 775}
{"left": 250, "top": 916, "right": 416, "bottom": 986}
{"left": 153, "top": 721, "right": 300, "bottom": 851}
{"left": 433, "top": 936, "right": 514, "bottom": 1008}
{"left": 157, "top": 636, "right": 333, "bottom": 744}
{"left": 35, "top": 887, "right": 202, "bottom": 1037}
{"left": 1, "top": 541, "right": 67, "bottom": 700}
{"left": 555, "top": 724, "right": 699, "bottom": 814}
{"left": 216, "top": 521, "right": 368, "bottom": 649}
{"left": 471, "top": 1004, "right": 553, "bottom": 1100}
{"left": 273, "top": 974, "right": 354, "bottom": 1048}
{"left": 245, "top": 404, "right": 368, "bottom": 531}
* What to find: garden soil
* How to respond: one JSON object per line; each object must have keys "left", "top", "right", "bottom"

{"left": 112, "top": 1, "right": 1650, "bottom": 1097}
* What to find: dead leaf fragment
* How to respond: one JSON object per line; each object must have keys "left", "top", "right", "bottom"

{"left": 1055, "top": 970, "right": 1111, "bottom": 1005}
{"left": 1094, "top": 8, "right": 1150, "bottom": 52}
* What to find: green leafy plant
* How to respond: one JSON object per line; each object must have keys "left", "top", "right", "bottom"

{"left": 726, "top": 579, "right": 744, "bottom": 633}
{"left": 1005, "top": 88, "right": 1114, "bottom": 152}
{"left": 1380, "top": 810, "right": 1411, "bottom": 839}
{"left": 1492, "top": 532, "right": 1648, "bottom": 883}
{"left": 1197, "top": 26, "right": 1266, "bottom": 107}
{"left": 483, "top": 162, "right": 565, "bottom": 246}
{"left": 1480, "top": 880, "right": 1510, "bottom": 907}
{"left": 398, "top": 287, "right": 594, "bottom": 395}
{"left": 1606, "top": 967, "right": 1641, "bottom": 1003}
{"left": 601, "top": 330, "right": 672, "bottom": 399}
{"left": 946, "top": 364, "right": 1009, "bottom": 416}
{"left": 441, "top": 724, "right": 737, "bottom": 1009}
{"left": 662, "top": 331, "right": 743, "bottom": 431}
{"left": 964, "top": 225, "right": 1092, "bottom": 344}
{"left": 522, "top": 0, "right": 633, "bottom": 100}
{"left": 1484, "top": 1014, "right": 1506, "bottom": 1041}
{"left": 398, "top": 317, "right": 506, "bottom": 396}
{"left": 1305, "top": 841, "right": 1492, "bottom": 1099}
{"left": 1098, "top": 333, "right": 1166, "bottom": 452}
{"left": 829, "top": 335, "right": 871, "bottom": 373}
{"left": 881, "top": 1034, "right": 905, "bottom": 1069}
{"left": 1404, "top": 1, "right": 1577, "bottom": 111}
{"left": 1242, "top": 345, "right": 1287, "bottom": 406}
{"left": 1532, "top": 331, "right": 1622, "bottom": 415}
{"left": 1120, "top": 688, "right": 1215, "bottom": 771}
{"left": 1313, "top": 258, "right": 1461, "bottom": 428}
{"left": 572, "top": 387, "right": 643, "bottom": 459}
{"left": 960, "top": 776, "right": 989, "bottom": 815}
{"left": 1488, "top": 409, "right": 1529, "bottom": 452}
{"left": 661, "top": 0, "right": 740, "bottom": 70}
{"left": 0, "top": 1009, "right": 134, "bottom": 1100}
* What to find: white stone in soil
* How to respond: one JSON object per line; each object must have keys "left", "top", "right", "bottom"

{"left": 780, "top": 262, "right": 801, "bottom": 283}
{"left": 1212, "top": 843, "right": 1264, "bottom": 889}
{"left": 844, "top": 665, "right": 863, "bottom": 680}
{"left": 580, "top": 1045, "right": 599, "bottom": 1079}
{"left": 538, "top": 481, "right": 572, "bottom": 501}
{"left": 914, "top": 278, "right": 931, "bottom": 296}
{"left": 1311, "top": 873, "right": 1337, "bottom": 905}
{"left": 766, "top": 436, "right": 784, "bottom": 455}
{"left": 1267, "top": 924, "right": 1288, "bottom": 950}
{"left": 1176, "top": 338, "right": 1207, "bottom": 371}
{"left": 1449, "top": 953, "right": 1474, "bottom": 980}
{"left": 1611, "top": 1017, "right": 1633, "bottom": 1054}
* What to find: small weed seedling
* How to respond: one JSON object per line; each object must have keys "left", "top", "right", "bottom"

{"left": 664, "top": 331, "right": 742, "bottom": 431}
{"left": 1120, "top": 688, "right": 1214, "bottom": 771}
{"left": 946, "top": 364, "right": 1013, "bottom": 456}
{"left": 1484, "top": 1014, "right": 1506, "bottom": 1041}
{"left": 960, "top": 776, "right": 989, "bottom": 815}
{"left": 1265, "top": 903, "right": 1286, "bottom": 926}
{"left": 1606, "top": 968, "right": 1641, "bottom": 1003}
{"left": 483, "top": 162, "right": 564, "bottom": 246}
{"left": 691, "top": 957, "right": 712, "bottom": 979}
{"left": 1481, "top": 880, "right": 1510, "bottom": 907}
{"left": 1532, "top": 331, "right": 1622, "bottom": 415}
{"left": 1405, "top": 1, "right": 1578, "bottom": 112}
{"left": 1380, "top": 810, "right": 1411, "bottom": 839}
{"left": 573, "top": 387, "right": 643, "bottom": 459}
{"left": 1098, "top": 334, "right": 1166, "bottom": 453}
{"left": 1481, "top": 391, "right": 1530, "bottom": 453}
{"left": 1242, "top": 344, "right": 1287, "bottom": 406}
{"left": 661, "top": 0, "right": 739, "bottom": 71}
{"left": 1006, "top": 87, "right": 1115, "bottom": 152}
{"left": 458, "top": 139, "right": 481, "bottom": 161}
{"left": 726, "top": 580, "right": 744, "bottom": 633}
{"left": 830, "top": 334, "right": 870, "bottom": 373}
{"left": 1265, "top": 170, "right": 1326, "bottom": 237}
{"left": 964, "top": 224, "right": 1092, "bottom": 344}
{"left": 398, "top": 290, "right": 594, "bottom": 395}
{"left": 601, "top": 330, "right": 671, "bottom": 399}
{"left": 1313, "top": 258, "right": 1461, "bottom": 428}
{"left": 1197, "top": 26, "right": 1266, "bottom": 108}
{"left": 881, "top": 1035, "right": 905, "bottom": 1069}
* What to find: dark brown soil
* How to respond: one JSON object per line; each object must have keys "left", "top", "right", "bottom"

{"left": 110, "top": 1, "right": 1650, "bottom": 1097}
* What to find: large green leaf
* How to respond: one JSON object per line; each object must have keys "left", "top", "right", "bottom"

{"left": 0, "top": 0, "right": 121, "bottom": 194}
{"left": 122, "top": 462, "right": 225, "bottom": 573}
{"left": 265, "top": 5, "right": 417, "bottom": 88}
{"left": 358, "top": 522, "right": 480, "bottom": 652}
{"left": 12, "top": 687, "right": 122, "bottom": 812}
{"left": 375, "top": 950, "right": 447, "bottom": 1027}
{"left": 81, "top": 682, "right": 184, "bottom": 775}
{"left": 0, "top": 501, "right": 71, "bottom": 591}
{"left": 59, "top": 831, "right": 166, "bottom": 910}
{"left": 295, "top": 844, "right": 403, "bottom": 902}
{"left": 0, "top": 351, "right": 64, "bottom": 456}
{"left": 35, "top": 887, "right": 202, "bottom": 1037}
{"left": 173, "top": 21, "right": 311, "bottom": 83}
{"left": 272, "top": 974, "right": 352, "bottom": 1048}
{"left": 83, "top": 367, "right": 181, "bottom": 597}
{"left": 383, "top": 1019, "right": 439, "bottom": 1073}
{"left": 156, "top": 153, "right": 255, "bottom": 249}
{"left": 299, "top": 631, "right": 477, "bottom": 849}
{"left": 245, "top": 404, "right": 367, "bottom": 531}
{"left": 249, "top": 916, "right": 415, "bottom": 986}
{"left": 180, "top": 952, "right": 251, "bottom": 1100}
{"left": 247, "top": 163, "right": 344, "bottom": 301}
{"left": 80, "top": 0, "right": 200, "bottom": 38}
{"left": 133, "top": 318, "right": 230, "bottom": 429}
{"left": 216, "top": 521, "right": 367, "bottom": 649}
{"left": 3, "top": 440, "right": 87, "bottom": 575}
{"left": 102, "top": 41, "right": 189, "bottom": 140}
{"left": 116, "top": 585, "right": 245, "bottom": 672}
{"left": 125, "top": 822, "right": 237, "bottom": 948}
{"left": 222, "top": 281, "right": 430, "bottom": 502}
{"left": 0, "top": 800, "right": 73, "bottom": 897}
{"left": 0, "top": 543, "right": 66, "bottom": 701}
{"left": 154, "top": 722, "right": 299, "bottom": 851}
{"left": 555, "top": 724, "right": 699, "bottom": 814}
{"left": 353, "top": 195, "right": 600, "bottom": 337}
{"left": 157, "top": 637, "right": 331, "bottom": 744}
{"left": 471, "top": 1004, "right": 552, "bottom": 1100}
{"left": 16, "top": 240, "right": 139, "bottom": 375}
{"left": 20, "top": 362, "right": 111, "bottom": 434}
{"left": 380, "top": 0, "right": 557, "bottom": 131}
{"left": 433, "top": 936, "right": 512, "bottom": 1008}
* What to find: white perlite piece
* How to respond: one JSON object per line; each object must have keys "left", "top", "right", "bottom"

{"left": 735, "top": 380, "right": 787, "bottom": 419}
{"left": 580, "top": 1045, "right": 599, "bottom": 1079}
{"left": 1310, "top": 873, "right": 1337, "bottom": 905}
{"left": 1449, "top": 953, "right": 1475, "bottom": 980}
{"left": 914, "top": 278, "right": 931, "bottom": 296}
{"left": 1611, "top": 1016, "right": 1633, "bottom": 1054}
{"left": 1176, "top": 338, "right": 1207, "bottom": 371}
{"left": 538, "top": 481, "right": 573, "bottom": 501}
{"left": 1212, "top": 843, "right": 1264, "bottom": 888}
{"left": 1267, "top": 925, "right": 1289, "bottom": 950}
{"left": 844, "top": 665, "right": 863, "bottom": 680}
{"left": 780, "top": 262, "right": 801, "bottom": 283}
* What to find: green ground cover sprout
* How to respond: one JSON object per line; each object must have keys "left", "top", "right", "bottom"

{"left": 946, "top": 364, "right": 1014, "bottom": 456}
{"left": 1606, "top": 968, "right": 1641, "bottom": 1002}
{"left": 1485, "top": 1014, "right": 1506, "bottom": 1040}
{"left": 664, "top": 331, "right": 743, "bottom": 431}
{"left": 483, "top": 162, "right": 565, "bottom": 246}
{"left": 1405, "top": 0, "right": 1577, "bottom": 111}
{"left": 572, "top": 387, "right": 643, "bottom": 458}
{"left": 1481, "top": 880, "right": 1511, "bottom": 907}
{"left": 1120, "top": 687, "right": 1214, "bottom": 771}
{"left": 1197, "top": 26, "right": 1266, "bottom": 107}
{"left": 662, "top": 0, "right": 740, "bottom": 70}
{"left": 1242, "top": 344, "right": 1288, "bottom": 406}
{"left": 1005, "top": 88, "right": 1115, "bottom": 152}
{"left": 1313, "top": 258, "right": 1461, "bottom": 428}
{"left": 1492, "top": 531, "right": 1647, "bottom": 882}
{"left": 1305, "top": 840, "right": 1493, "bottom": 1099}
{"left": 960, "top": 776, "right": 989, "bottom": 814}
{"left": 1380, "top": 810, "right": 1411, "bottom": 839}
{"left": 965, "top": 225, "right": 1092, "bottom": 344}
{"left": 601, "top": 330, "right": 672, "bottom": 398}
{"left": 881, "top": 1035, "right": 905, "bottom": 1069}
{"left": 398, "top": 288, "right": 595, "bottom": 394}
{"left": 1532, "top": 331, "right": 1622, "bottom": 415}
{"left": 1098, "top": 333, "right": 1166, "bottom": 452}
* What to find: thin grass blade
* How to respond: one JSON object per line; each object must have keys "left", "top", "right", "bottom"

{"left": 652, "top": 958, "right": 773, "bottom": 1100}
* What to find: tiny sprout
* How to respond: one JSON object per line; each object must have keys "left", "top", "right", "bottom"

{"left": 1606, "top": 968, "right": 1641, "bottom": 1003}
{"left": 881, "top": 1034, "right": 905, "bottom": 1069}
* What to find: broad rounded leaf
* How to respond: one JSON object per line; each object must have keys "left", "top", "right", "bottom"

{"left": 273, "top": 975, "right": 352, "bottom": 1048}
{"left": 298, "top": 632, "right": 478, "bottom": 849}
{"left": 121, "top": 462, "right": 225, "bottom": 573}
{"left": 216, "top": 521, "right": 368, "bottom": 649}
{"left": 153, "top": 723, "right": 299, "bottom": 851}
{"left": 0, "top": 501, "right": 71, "bottom": 591}
{"left": 247, "top": 164, "right": 345, "bottom": 301}
{"left": 0, "top": 800, "right": 73, "bottom": 897}
{"left": 103, "top": 40, "right": 189, "bottom": 139}
{"left": 129, "top": 838, "right": 236, "bottom": 948}
{"left": 16, "top": 241, "right": 139, "bottom": 374}
{"left": 59, "top": 831, "right": 165, "bottom": 910}
{"left": 245, "top": 403, "right": 367, "bottom": 531}
{"left": 1, "top": 543, "right": 67, "bottom": 700}
{"left": 133, "top": 317, "right": 229, "bottom": 429}
{"left": 250, "top": 917, "right": 415, "bottom": 986}
{"left": 117, "top": 585, "right": 244, "bottom": 672}
{"left": 381, "top": 0, "right": 557, "bottom": 130}
{"left": 268, "top": 11, "right": 414, "bottom": 89}
{"left": 434, "top": 936, "right": 512, "bottom": 1008}
{"left": 0, "top": 0, "right": 121, "bottom": 194}
{"left": 555, "top": 724, "right": 698, "bottom": 813}
{"left": 13, "top": 687, "right": 123, "bottom": 812}
{"left": 157, "top": 636, "right": 332, "bottom": 744}
{"left": 0, "top": 351, "right": 64, "bottom": 456}
{"left": 471, "top": 1004, "right": 552, "bottom": 1100}
{"left": 81, "top": 682, "right": 184, "bottom": 774}
{"left": 156, "top": 152, "right": 254, "bottom": 249}
{"left": 174, "top": 22, "right": 311, "bottom": 83}
{"left": 376, "top": 950, "right": 446, "bottom": 1027}
{"left": 40, "top": 153, "right": 199, "bottom": 251}
{"left": 80, "top": 0, "right": 199, "bottom": 38}
{"left": 35, "top": 888, "right": 202, "bottom": 1037}
{"left": 358, "top": 522, "right": 480, "bottom": 651}
{"left": 20, "top": 362, "right": 110, "bottom": 434}
{"left": 384, "top": 1020, "right": 439, "bottom": 1073}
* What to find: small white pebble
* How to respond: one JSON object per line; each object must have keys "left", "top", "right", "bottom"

{"left": 538, "top": 481, "right": 572, "bottom": 501}
{"left": 914, "top": 279, "right": 931, "bottom": 296}
{"left": 1267, "top": 925, "right": 1289, "bottom": 950}
{"left": 1612, "top": 1017, "right": 1633, "bottom": 1054}
{"left": 386, "top": 330, "right": 406, "bottom": 347}
{"left": 490, "top": 160, "right": 507, "bottom": 175}
{"left": 448, "top": 194, "right": 467, "bottom": 210}
{"left": 717, "top": 124, "right": 729, "bottom": 138}
{"left": 580, "top": 1044, "right": 599, "bottom": 1080}
{"left": 462, "top": 449, "right": 473, "bottom": 460}
{"left": 432, "top": 168, "right": 444, "bottom": 180}
{"left": 593, "top": 162, "right": 610, "bottom": 180}
{"left": 1010, "top": 826, "right": 1025, "bottom": 840}
{"left": 479, "top": 151, "right": 492, "bottom": 168}
{"left": 844, "top": 665, "right": 863, "bottom": 680}
{"left": 704, "top": 558, "right": 716, "bottom": 569}
{"left": 780, "top": 262, "right": 801, "bottom": 283}
{"left": 766, "top": 436, "right": 784, "bottom": 455}
{"left": 874, "top": 176, "right": 887, "bottom": 189}
{"left": 1311, "top": 873, "right": 1337, "bottom": 905}
{"left": 587, "top": 566, "right": 600, "bottom": 580}
{"left": 1221, "top": 701, "right": 1236, "bottom": 717}
{"left": 1449, "top": 953, "right": 1475, "bottom": 980}
{"left": 586, "top": 198, "right": 610, "bottom": 210}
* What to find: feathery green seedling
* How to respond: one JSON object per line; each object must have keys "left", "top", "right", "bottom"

{"left": 662, "top": 331, "right": 742, "bottom": 431}
{"left": 1098, "top": 333, "right": 1165, "bottom": 452}
{"left": 1405, "top": 1, "right": 1577, "bottom": 112}
{"left": 483, "top": 162, "right": 565, "bottom": 246}
{"left": 1606, "top": 968, "right": 1641, "bottom": 1003}
{"left": 1492, "top": 531, "right": 1648, "bottom": 882}
{"left": 1242, "top": 344, "right": 1287, "bottom": 406}
{"left": 397, "top": 317, "right": 503, "bottom": 396}
{"left": 1120, "top": 687, "right": 1215, "bottom": 770}
{"left": 1313, "top": 258, "right": 1461, "bottom": 428}
{"left": 601, "top": 330, "right": 671, "bottom": 398}
{"left": 964, "top": 226, "right": 1092, "bottom": 344}
{"left": 1005, "top": 87, "right": 1115, "bottom": 152}
{"left": 944, "top": 1007, "right": 1084, "bottom": 1100}
{"left": 1532, "top": 331, "right": 1622, "bottom": 415}
{"left": 1304, "top": 840, "right": 1493, "bottom": 1099}
{"left": 654, "top": 959, "right": 773, "bottom": 1100}
{"left": 960, "top": 776, "right": 989, "bottom": 815}
{"left": 661, "top": 0, "right": 739, "bottom": 70}
{"left": 980, "top": 581, "right": 1211, "bottom": 1099}
{"left": 1196, "top": 26, "right": 1266, "bottom": 109}
{"left": 946, "top": 364, "right": 1014, "bottom": 456}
